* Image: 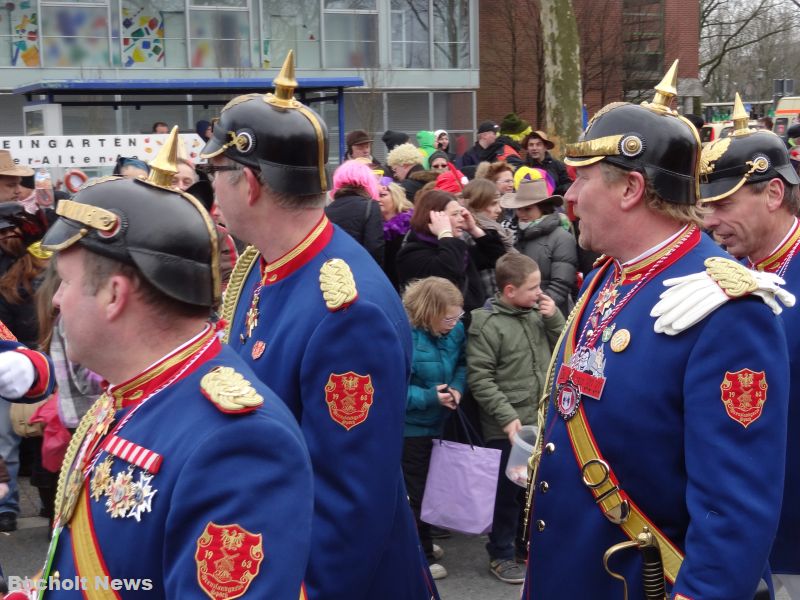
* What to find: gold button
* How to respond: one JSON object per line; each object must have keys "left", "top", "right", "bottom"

{"left": 536, "top": 520, "right": 546, "bottom": 532}
{"left": 539, "top": 481, "right": 550, "bottom": 493}
{"left": 545, "top": 442, "right": 556, "bottom": 454}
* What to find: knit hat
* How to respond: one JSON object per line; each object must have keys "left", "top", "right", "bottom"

{"left": 434, "top": 129, "right": 448, "bottom": 142}
{"left": 434, "top": 164, "right": 468, "bottom": 194}
{"left": 428, "top": 150, "right": 450, "bottom": 166}
{"left": 500, "top": 113, "right": 531, "bottom": 135}
{"left": 382, "top": 130, "right": 410, "bottom": 152}
{"left": 787, "top": 124, "right": 800, "bottom": 140}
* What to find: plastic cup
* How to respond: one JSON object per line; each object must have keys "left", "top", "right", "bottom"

{"left": 505, "top": 425, "right": 539, "bottom": 488}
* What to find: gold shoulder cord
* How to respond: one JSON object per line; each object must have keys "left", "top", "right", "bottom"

{"left": 53, "top": 395, "right": 108, "bottom": 525}
{"left": 523, "top": 296, "right": 588, "bottom": 538}
{"left": 220, "top": 246, "right": 260, "bottom": 344}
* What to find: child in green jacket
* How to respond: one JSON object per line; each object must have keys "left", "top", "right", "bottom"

{"left": 467, "top": 253, "right": 564, "bottom": 584}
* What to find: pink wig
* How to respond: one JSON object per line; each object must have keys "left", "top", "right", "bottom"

{"left": 332, "top": 159, "right": 381, "bottom": 200}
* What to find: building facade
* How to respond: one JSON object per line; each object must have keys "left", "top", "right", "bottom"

{"left": 0, "top": 0, "right": 479, "bottom": 160}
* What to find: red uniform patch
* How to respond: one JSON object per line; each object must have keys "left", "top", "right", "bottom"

{"left": 196, "top": 523, "right": 264, "bottom": 600}
{"left": 324, "top": 372, "right": 374, "bottom": 430}
{"left": 720, "top": 369, "right": 768, "bottom": 428}
{"left": 0, "top": 321, "right": 17, "bottom": 341}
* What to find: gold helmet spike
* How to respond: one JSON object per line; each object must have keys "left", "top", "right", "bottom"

{"left": 651, "top": 59, "right": 679, "bottom": 109}
{"left": 147, "top": 125, "right": 179, "bottom": 187}
{"left": 731, "top": 92, "right": 750, "bottom": 134}
{"left": 269, "top": 51, "right": 298, "bottom": 109}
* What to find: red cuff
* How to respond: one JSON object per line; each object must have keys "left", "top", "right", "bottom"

{"left": 15, "top": 348, "right": 52, "bottom": 398}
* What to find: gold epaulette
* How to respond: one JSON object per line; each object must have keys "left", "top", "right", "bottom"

{"left": 592, "top": 254, "right": 611, "bottom": 269}
{"left": 220, "top": 245, "right": 260, "bottom": 344}
{"left": 319, "top": 258, "right": 358, "bottom": 311}
{"left": 200, "top": 366, "right": 263, "bottom": 414}
{"left": 705, "top": 256, "right": 758, "bottom": 297}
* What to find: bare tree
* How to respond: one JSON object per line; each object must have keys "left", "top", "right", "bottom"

{"left": 700, "top": 0, "right": 797, "bottom": 88}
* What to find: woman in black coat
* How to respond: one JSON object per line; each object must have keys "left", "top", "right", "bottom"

{"left": 395, "top": 190, "right": 506, "bottom": 316}
{"left": 325, "top": 160, "right": 385, "bottom": 265}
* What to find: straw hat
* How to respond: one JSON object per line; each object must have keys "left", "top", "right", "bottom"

{"left": 499, "top": 179, "right": 563, "bottom": 209}
{"left": 0, "top": 151, "right": 34, "bottom": 177}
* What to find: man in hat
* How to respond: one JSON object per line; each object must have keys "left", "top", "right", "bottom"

{"left": 0, "top": 151, "right": 33, "bottom": 203}
{"left": 522, "top": 130, "right": 573, "bottom": 196}
{"left": 345, "top": 129, "right": 373, "bottom": 161}
{"left": 200, "top": 53, "right": 438, "bottom": 599}
{"left": 700, "top": 94, "right": 800, "bottom": 598}
{"left": 33, "top": 129, "right": 313, "bottom": 598}
{"left": 458, "top": 120, "right": 522, "bottom": 174}
{"left": 522, "top": 63, "right": 792, "bottom": 599}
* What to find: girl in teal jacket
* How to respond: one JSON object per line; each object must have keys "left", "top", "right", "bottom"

{"left": 401, "top": 276, "right": 466, "bottom": 581}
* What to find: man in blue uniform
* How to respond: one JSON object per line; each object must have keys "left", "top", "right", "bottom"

{"left": 27, "top": 129, "right": 313, "bottom": 599}
{"left": 701, "top": 93, "right": 800, "bottom": 599}
{"left": 200, "top": 53, "right": 437, "bottom": 600}
{"left": 523, "top": 62, "right": 792, "bottom": 599}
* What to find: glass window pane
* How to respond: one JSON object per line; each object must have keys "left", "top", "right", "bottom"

{"left": 121, "top": 1, "right": 169, "bottom": 68}
{"left": 0, "top": 2, "right": 40, "bottom": 67}
{"left": 163, "top": 11, "right": 188, "bottom": 68}
{"left": 191, "top": 0, "right": 248, "bottom": 6}
{"left": 190, "top": 9, "right": 251, "bottom": 68}
{"left": 261, "top": 0, "right": 320, "bottom": 69}
{"left": 323, "top": 13, "right": 377, "bottom": 68}
{"left": 324, "top": 0, "right": 377, "bottom": 10}
{"left": 387, "top": 92, "right": 430, "bottom": 133}
{"left": 390, "top": 0, "right": 430, "bottom": 68}
{"left": 433, "top": 91, "right": 473, "bottom": 156}
{"left": 41, "top": 6, "right": 110, "bottom": 67}
{"left": 432, "top": 0, "right": 470, "bottom": 69}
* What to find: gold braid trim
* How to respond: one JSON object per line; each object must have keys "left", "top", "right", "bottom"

{"left": 220, "top": 245, "right": 260, "bottom": 344}
{"left": 523, "top": 296, "right": 588, "bottom": 539}
{"left": 54, "top": 395, "right": 109, "bottom": 525}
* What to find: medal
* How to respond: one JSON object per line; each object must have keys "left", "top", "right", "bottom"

{"left": 127, "top": 472, "right": 157, "bottom": 522}
{"left": 90, "top": 457, "right": 113, "bottom": 501}
{"left": 251, "top": 340, "right": 266, "bottom": 360}
{"left": 556, "top": 381, "right": 581, "bottom": 420}
{"left": 602, "top": 324, "right": 616, "bottom": 343}
{"left": 610, "top": 329, "right": 631, "bottom": 352}
{"left": 106, "top": 468, "right": 135, "bottom": 518}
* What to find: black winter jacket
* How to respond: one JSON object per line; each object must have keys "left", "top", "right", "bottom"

{"left": 395, "top": 230, "right": 507, "bottom": 316}
{"left": 325, "top": 194, "right": 385, "bottom": 265}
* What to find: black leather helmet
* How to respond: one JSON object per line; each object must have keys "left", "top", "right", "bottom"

{"left": 700, "top": 94, "right": 800, "bottom": 202}
{"left": 564, "top": 60, "right": 701, "bottom": 205}
{"left": 42, "top": 128, "right": 220, "bottom": 309}
{"left": 200, "top": 51, "right": 329, "bottom": 196}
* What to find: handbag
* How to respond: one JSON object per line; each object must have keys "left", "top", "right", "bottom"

{"left": 9, "top": 397, "right": 47, "bottom": 437}
{"left": 420, "top": 407, "right": 501, "bottom": 535}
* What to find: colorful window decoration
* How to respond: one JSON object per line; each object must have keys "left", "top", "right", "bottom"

{"left": 122, "top": 2, "right": 164, "bottom": 67}
{"left": 41, "top": 5, "right": 110, "bottom": 67}
{"left": 5, "top": 1, "right": 40, "bottom": 67}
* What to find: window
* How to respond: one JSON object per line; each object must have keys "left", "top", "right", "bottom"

{"left": 120, "top": 0, "right": 168, "bottom": 68}
{"left": 323, "top": 0, "right": 377, "bottom": 68}
{"left": 41, "top": 1, "right": 111, "bottom": 67}
{"left": 189, "top": 0, "right": 251, "bottom": 68}
{"left": 432, "top": 0, "right": 469, "bottom": 68}
{"left": 260, "top": 0, "right": 321, "bottom": 69}
{"left": 0, "top": 2, "right": 39, "bottom": 67}
{"left": 390, "top": 0, "right": 430, "bottom": 68}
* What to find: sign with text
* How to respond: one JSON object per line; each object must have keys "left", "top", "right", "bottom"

{"left": 0, "top": 134, "right": 206, "bottom": 168}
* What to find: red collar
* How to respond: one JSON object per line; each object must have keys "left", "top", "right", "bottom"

{"left": 753, "top": 219, "right": 800, "bottom": 273}
{"left": 259, "top": 216, "right": 333, "bottom": 285}
{"left": 107, "top": 325, "right": 220, "bottom": 410}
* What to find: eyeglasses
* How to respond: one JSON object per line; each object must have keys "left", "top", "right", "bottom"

{"left": 442, "top": 311, "right": 465, "bottom": 325}
{"left": 196, "top": 164, "right": 244, "bottom": 182}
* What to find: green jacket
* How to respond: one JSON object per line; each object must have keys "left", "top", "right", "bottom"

{"left": 466, "top": 296, "right": 565, "bottom": 441}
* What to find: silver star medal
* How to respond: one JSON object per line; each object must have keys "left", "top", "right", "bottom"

{"left": 127, "top": 472, "right": 157, "bottom": 522}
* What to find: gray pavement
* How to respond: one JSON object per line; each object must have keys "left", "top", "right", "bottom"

{"left": 1, "top": 477, "right": 521, "bottom": 599}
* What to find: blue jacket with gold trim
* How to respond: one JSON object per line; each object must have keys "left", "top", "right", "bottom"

{"left": 222, "top": 218, "right": 438, "bottom": 600}
{"left": 45, "top": 340, "right": 313, "bottom": 599}
{"left": 524, "top": 231, "right": 789, "bottom": 600}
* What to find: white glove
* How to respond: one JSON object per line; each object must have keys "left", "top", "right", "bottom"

{"left": 651, "top": 272, "right": 730, "bottom": 335}
{"left": 750, "top": 270, "right": 796, "bottom": 315}
{"left": 651, "top": 266, "right": 797, "bottom": 336}
{"left": 0, "top": 481, "right": 9, "bottom": 500}
{"left": 0, "top": 351, "right": 36, "bottom": 399}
